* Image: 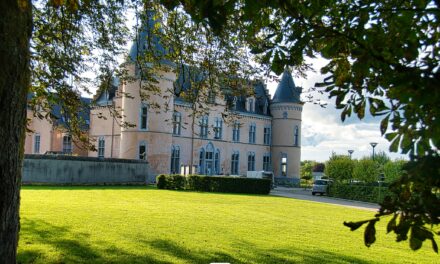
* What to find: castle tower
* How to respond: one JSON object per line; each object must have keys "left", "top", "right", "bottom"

{"left": 119, "top": 12, "right": 176, "bottom": 175}
{"left": 270, "top": 69, "right": 303, "bottom": 184}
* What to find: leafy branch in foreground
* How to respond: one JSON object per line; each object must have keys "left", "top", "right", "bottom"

{"left": 160, "top": 0, "right": 440, "bottom": 251}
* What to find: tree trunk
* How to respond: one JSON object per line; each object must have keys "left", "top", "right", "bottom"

{"left": 0, "top": 0, "right": 32, "bottom": 262}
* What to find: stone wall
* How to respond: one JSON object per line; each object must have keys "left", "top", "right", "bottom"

{"left": 23, "top": 155, "right": 150, "bottom": 185}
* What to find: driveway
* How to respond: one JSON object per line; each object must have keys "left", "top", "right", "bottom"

{"left": 271, "top": 187, "right": 380, "bottom": 211}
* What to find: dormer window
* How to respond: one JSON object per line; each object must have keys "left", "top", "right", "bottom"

{"left": 263, "top": 99, "right": 269, "bottom": 115}
{"left": 247, "top": 98, "right": 254, "bottom": 112}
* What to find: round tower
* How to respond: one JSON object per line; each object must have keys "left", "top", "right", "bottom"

{"left": 270, "top": 69, "right": 303, "bottom": 185}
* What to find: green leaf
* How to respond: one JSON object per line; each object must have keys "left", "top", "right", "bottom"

{"left": 380, "top": 114, "right": 390, "bottom": 135}
{"left": 387, "top": 214, "right": 397, "bottom": 234}
{"left": 410, "top": 227, "right": 423, "bottom": 251}
{"left": 364, "top": 220, "right": 377, "bottom": 247}
{"left": 343, "top": 220, "right": 370, "bottom": 231}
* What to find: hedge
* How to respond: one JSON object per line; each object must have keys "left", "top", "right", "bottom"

{"left": 156, "top": 174, "right": 271, "bottom": 194}
{"left": 327, "top": 183, "right": 394, "bottom": 203}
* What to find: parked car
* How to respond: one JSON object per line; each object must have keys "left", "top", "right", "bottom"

{"left": 312, "top": 179, "right": 332, "bottom": 195}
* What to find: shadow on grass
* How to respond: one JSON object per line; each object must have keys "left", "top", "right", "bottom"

{"left": 19, "top": 218, "right": 371, "bottom": 264}
{"left": 20, "top": 185, "right": 155, "bottom": 191}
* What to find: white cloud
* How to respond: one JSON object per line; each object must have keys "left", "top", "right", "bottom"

{"left": 267, "top": 57, "right": 407, "bottom": 162}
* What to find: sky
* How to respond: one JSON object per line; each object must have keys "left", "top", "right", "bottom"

{"left": 266, "top": 58, "right": 407, "bottom": 162}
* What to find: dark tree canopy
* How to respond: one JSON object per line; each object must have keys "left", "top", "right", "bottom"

{"left": 159, "top": 0, "right": 440, "bottom": 252}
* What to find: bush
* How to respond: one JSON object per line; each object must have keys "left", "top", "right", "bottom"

{"left": 325, "top": 155, "right": 355, "bottom": 182}
{"left": 156, "top": 174, "right": 185, "bottom": 190}
{"left": 156, "top": 174, "right": 271, "bottom": 194}
{"left": 328, "top": 183, "right": 394, "bottom": 203}
{"left": 352, "top": 158, "right": 380, "bottom": 183}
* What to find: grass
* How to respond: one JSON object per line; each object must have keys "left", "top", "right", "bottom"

{"left": 18, "top": 186, "right": 438, "bottom": 263}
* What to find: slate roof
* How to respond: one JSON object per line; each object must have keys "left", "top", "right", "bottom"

{"left": 27, "top": 93, "right": 91, "bottom": 130}
{"left": 95, "top": 76, "right": 119, "bottom": 106}
{"left": 272, "top": 69, "right": 302, "bottom": 103}
{"left": 128, "top": 11, "right": 172, "bottom": 67}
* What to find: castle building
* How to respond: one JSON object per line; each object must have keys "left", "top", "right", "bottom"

{"left": 24, "top": 18, "right": 304, "bottom": 183}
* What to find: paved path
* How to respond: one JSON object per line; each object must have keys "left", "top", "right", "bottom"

{"left": 271, "top": 187, "right": 380, "bottom": 211}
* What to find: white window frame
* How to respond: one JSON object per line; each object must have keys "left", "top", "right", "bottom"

{"left": 214, "top": 117, "right": 222, "bottom": 139}
{"left": 248, "top": 123, "right": 256, "bottom": 144}
{"left": 98, "top": 136, "right": 105, "bottom": 158}
{"left": 34, "top": 133, "right": 41, "bottom": 154}
{"left": 200, "top": 115, "right": 209, "bottom": 138}
{"left": 232, "top": 122, "right": 240, "bottom": 142}
{"left": 62, "top": 134, "right": 72, "bottom": 154}
{"left": 173, "top": 112, "right": 182, "bottom": 135}
{"left": 264, "top": 126, "right": 271, "bottom": 145}
{"left": 139, "top": 102, "right": 148, "bottom": 131}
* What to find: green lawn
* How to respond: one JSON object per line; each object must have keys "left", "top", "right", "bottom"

{"left": 18, "top": 186, "right": 437, "bottom": 263}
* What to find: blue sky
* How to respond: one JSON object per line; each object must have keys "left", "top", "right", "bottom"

{"left": 266, "top": 58, "right": 407, "bottom": 162}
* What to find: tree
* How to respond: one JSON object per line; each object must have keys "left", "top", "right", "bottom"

{"left": 1, "top": 1, "right": 256, "bottom": 260}
{"left": 352, "top": 158, "right": 380, "bottom": 183}
{"left": 300, "top": 160, "right": 314, "bottom": 188}
{"left": 383, "top": 159, "right": 407, "bottom": 183}
{"left": 160, "top": 0, "right": 440, "bottom": 252}
{"left": 324, "top": 155, "right": 355, "bottom": 182}
{"left": 312, "top": 162, "right": 325, "bottom": 173}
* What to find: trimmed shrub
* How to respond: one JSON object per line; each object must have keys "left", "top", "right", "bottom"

{"left": 156, "top": 174, "right": 166, "bottom": 189}
{"left": 157, "top": 174, "right": 271, "bottom": 194}
{"left": 328, "top": 183, "right": 393, "bottom": 203}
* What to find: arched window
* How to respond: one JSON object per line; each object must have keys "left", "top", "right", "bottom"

{"left": 170, "top": 145, "right": 180, "bottom": 174}
{"left": 214, "top": 149, "right": 220, "bottom": 174}
{"left": 139, "top": 102, "right": 148, "bottom": 130}
{"left": 294, "top": 126, "right": 299, "bottom": 146}
{"left": 231, "top": 151, "right": 239, "bottom": 175}
{"left": 34, "top": 133, "right": 41, "bottom": 154}
{"left": 138, "top": 141, "right": 147, "bottom": 160}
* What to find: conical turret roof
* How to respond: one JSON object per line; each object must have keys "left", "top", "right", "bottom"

{"left": 272, "top": 69, "right": 301, "bottom": 103}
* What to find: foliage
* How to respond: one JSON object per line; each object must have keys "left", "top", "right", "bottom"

{"left": 324, "top": 155, "right": 354, "bottom": 182}
{"left": 383, "top": 159, "right": 407, "bottom": 183}
{"left": 352, "top": 158, "right": 380, "bottom": 183}
{"left": 157, "top": 174, "right": 271, "bottom": 194}
{"left": 328, "top": 183, "right": 392, "bottom": 204}
{"left": 372, "top": 151, "right": 391, "bottom": 166}
{"left": 312, "top": 162, "right": 325, "bottom": 172}
{"left": 159, "top": 0, "right": 440, "bottom": 251}
{"left": 300, "top": 161, "right": 314, "bottom": 181}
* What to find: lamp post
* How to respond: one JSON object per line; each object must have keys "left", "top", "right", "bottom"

{"left": 348, "top": 150, "right": 354, "bottom": 159}
{"left": 370, "top": 142, "right": 378, "bottom": 160}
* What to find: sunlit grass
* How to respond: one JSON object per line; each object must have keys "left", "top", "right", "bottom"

{"left": 18, "top": 186, "right": 438, "bottom": 263}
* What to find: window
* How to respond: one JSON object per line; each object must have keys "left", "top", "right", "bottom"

{"left": 62, "top": 135, "right": 72, "bottom": 154}
{"left": 283, "top": 112, "right": 288, "bottom": 119}
{"left": 34, "top": 134, "right": 40, "bottom": 154}
{"left": 214, "top": 149, "right": 220, "bottom": 174}
{"left": 139, "top": 141, "right": 147, "bottom": 160}
{"left": 214, "top": 117, "right": 223, "bottom": 139}
{"left": 208, "top": 90, "right": 216, "bottom": 104}
{"left": 281, "top": 153, "right": 287, "bottom": 176}
{"left": 139, "top": 103, "right": 148, "bottom": 130}
{"left": 173, "top": 112, "right": 182, "bottom": 135}
{"left": 200, "top": 115, "right": 209, "bottom": 138}
{"left": 263, "top": 153, "right": 271, "bottom": 171}
{"left": 248, "top": 123, "right": 256, "bottom": 144}
{"left": 263, "top": 99, "right": 269, "bottom": 115}
{"left": 170, "top": 146, "right": 180, "bottom": 174}
{"left": 199, "top": 148, "right": 205, "bottom": 174}
{"left": 264, "top": 126, "right": 271, "bottom": 145}
{"left": 231, "top": 151, "right": 239, "bottom": 175}
{"left": 248, "top": 98, "right": 254, "bottom": 112}
{"left": 247, "top": 152, "right": 255, "bottom": 171}
{"left": 294, "top": 125, "right": 299, "bottom": 146}
{"left": 98, "top": 137, "right": 105, "bottom": 158}
{"left": 232, "top": 122, "right": 240, "bottom": 142}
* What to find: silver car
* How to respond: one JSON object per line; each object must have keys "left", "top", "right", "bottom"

{"left": 312, "top": 179, "right": 332, "bottom": 195}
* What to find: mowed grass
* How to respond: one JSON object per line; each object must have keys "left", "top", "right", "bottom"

{"left": 18, "top": 186, "right": 437, "bottom": 263}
